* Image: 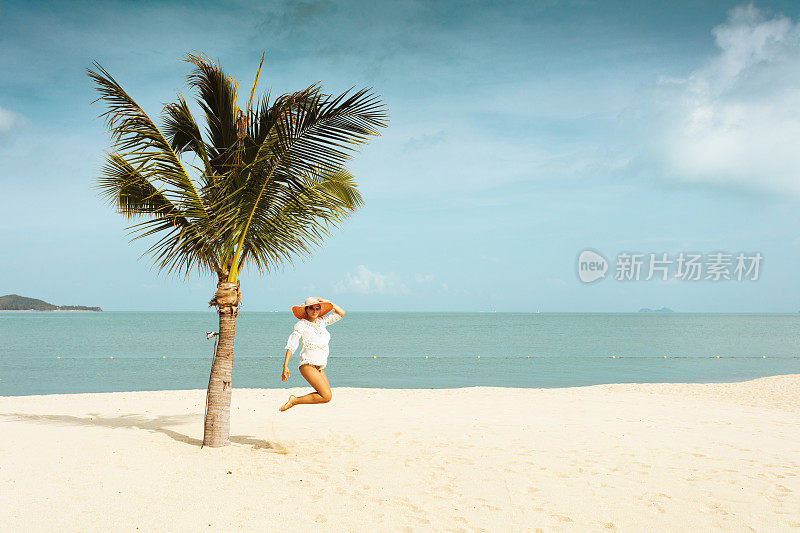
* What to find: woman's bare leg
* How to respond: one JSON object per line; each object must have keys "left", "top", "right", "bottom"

{"left": 280, "top": 365, "right": 332, "bottom": 411}
{"left": 318, "top": 367, "right": 331, "bottom": 392}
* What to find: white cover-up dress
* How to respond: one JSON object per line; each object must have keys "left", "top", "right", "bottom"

{"left": 284, "top": 312, "right": 342, "bottom": 370}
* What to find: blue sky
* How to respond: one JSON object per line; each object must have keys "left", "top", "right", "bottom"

{"left": 1, "top": 0, "right": 800, "bottom": 312}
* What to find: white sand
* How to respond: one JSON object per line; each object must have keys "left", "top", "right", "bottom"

{"left": 1, "top": 375, "right": 799, "bottom": 531}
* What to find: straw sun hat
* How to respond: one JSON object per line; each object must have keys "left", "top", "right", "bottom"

{"left": 292, "top": 297, "right": 333, "bottom": 320}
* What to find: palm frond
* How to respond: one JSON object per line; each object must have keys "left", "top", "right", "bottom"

{"left": 274, "top": 85, "right": 388, "bottom": 172}
{"left": 93, "top": 152, "right": 223, "bottom": 278}
{"left": 95, "top": 153, "right": 186, "bottom": 220}
{"left": 217, "top": 85, "right": 386, "bottom": 277}
{"left": 127, "top": 216, "right": 221, "bottom": 278}
{"left": 162, "top": 94, "right": 213, "bottom": 179}
{"left": 183, "top": 52, "right": 240, "bottom": 172}
{"left": 87, "top": 62, "right": 211, "bottom": 223}
{"left": 238, "top": 163, "right": 363, "bottom": 274}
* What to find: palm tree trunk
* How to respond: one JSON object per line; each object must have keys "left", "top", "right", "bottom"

{"left": 203, "top": 280, "right": 241, "bottom": 447}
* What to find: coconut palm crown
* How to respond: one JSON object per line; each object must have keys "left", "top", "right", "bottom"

{"left": 87, "top": 52, "right": 388, "bottom": 446}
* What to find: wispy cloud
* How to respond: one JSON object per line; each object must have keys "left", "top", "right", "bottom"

{"left": 333, "top": 264, "right": 410, "bottom": 295}
{"left": 651, "top": 4, "right": 800, "bottom": 196}
{"left": 403, "top": 131, "right": 446, "bottom": 151}
{"left": 0, "top": 107, "right": 27, "bottom": 137}
{"left": 437, "top": 282, "right": 469, "bottom": 296}
{"left": 252, "top": 0, "right": 338, "bottom": 48}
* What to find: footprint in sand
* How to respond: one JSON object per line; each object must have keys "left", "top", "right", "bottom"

{"left": 770, "top": 484, "right": 792, "bottom": 501}
{"left": 312, "top": 514, "right": 327, "bottom": 523}
{"left": 703, "top": 501, "right": 731, "bottom": 516}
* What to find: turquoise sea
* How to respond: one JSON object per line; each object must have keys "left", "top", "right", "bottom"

{"left": 1, "top": 312, "right": 799, "bottom": 396}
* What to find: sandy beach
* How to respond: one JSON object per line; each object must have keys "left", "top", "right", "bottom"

{"left": 1, "top": 375, "right": 799, "bottom": 531}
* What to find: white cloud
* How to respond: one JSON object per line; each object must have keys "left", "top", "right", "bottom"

{"left": 0, "top": 107, "right": 27, "bottom": 136}
{"left": 333, "top": 265, "right": 410, "bottom": 295}
{"left": 414, "top": 273, "right": 434, "bottom": 283}
{"left": 436, "top": 282, "right": 469, "bottom": 296}
{"left": 651, "top": 5, "right": 800, "bottom": 196}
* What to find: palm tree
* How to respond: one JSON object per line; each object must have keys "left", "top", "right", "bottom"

{"left": 88, "top": 52, "right": 388, "bottom": 447}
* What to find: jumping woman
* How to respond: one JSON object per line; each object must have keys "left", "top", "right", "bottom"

{"left": 279, "top": 297, "right": 345, "bottom": 412}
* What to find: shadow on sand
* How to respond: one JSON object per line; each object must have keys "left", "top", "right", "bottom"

{"left": 1, "top": 412, "right": 289, "bottom": 453}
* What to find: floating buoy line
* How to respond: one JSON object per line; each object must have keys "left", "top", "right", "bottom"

{"left": 51, "top": 354, "right": 799, "bottom": 359}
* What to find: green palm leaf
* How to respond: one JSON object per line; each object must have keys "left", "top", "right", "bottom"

{"left": 87, "top": 62, "right": 211, "bottom": 222}
{"left": 89, "top": 53, "right": 388, "bottom": 281}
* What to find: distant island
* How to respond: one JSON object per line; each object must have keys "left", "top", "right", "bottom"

{"left": 0, "top": 294, "right": 102, "bottom": 312}
{"left": 637, "top": 307, "right": 674, "bottom": 313}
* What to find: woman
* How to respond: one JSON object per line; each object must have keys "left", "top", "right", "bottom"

{"left": 279, "top": 296, "right": 345, "bottom": 412}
